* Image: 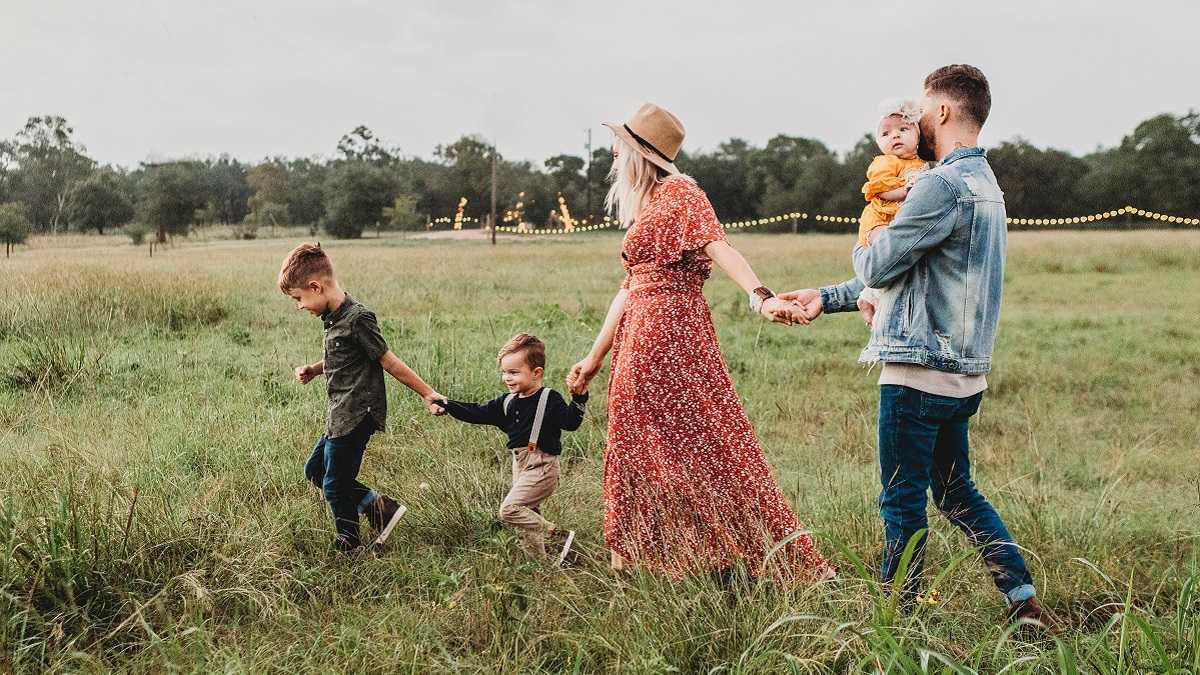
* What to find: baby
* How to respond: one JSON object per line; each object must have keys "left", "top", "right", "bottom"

{"left": 856, "top": 99, "right": 927, "bottom": 325}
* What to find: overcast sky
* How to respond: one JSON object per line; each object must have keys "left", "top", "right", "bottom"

{"left": 3, "top": 1, "right": 1197, "bottom": 167}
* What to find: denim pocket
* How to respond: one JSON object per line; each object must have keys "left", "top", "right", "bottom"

{"left": 919, "top": 391, "right": 960, "bottom": 419}
{"left": 895, "top": 288, "right": 915, "bottom": 335}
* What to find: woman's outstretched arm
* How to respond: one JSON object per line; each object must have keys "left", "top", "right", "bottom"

{"left": 704, "top": 240, "right": 806, "bottom": 325}
{"left": 566, "top": 287, "right": 628, "bottom": 394}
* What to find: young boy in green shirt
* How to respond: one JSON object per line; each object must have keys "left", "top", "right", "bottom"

{"left": 280, "top": 242, "right": 444, "bottom": 552}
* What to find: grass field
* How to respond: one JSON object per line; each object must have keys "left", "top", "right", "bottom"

{"left": 2, "top": 229, "right": 1198, "bottom": 673}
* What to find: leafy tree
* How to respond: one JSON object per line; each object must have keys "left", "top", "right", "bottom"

{"left": 431, "top": 136, "right": 494, "bottom": 219}
{"left": 0, "top": 140, "right": 15, "bottom": 203}
{"left": 247, "top": 161, "right": 289, "bottom": 212}
{"left": 253, "top": 201, "right": 288, "bottom": 225}
{"left": 544, "top": 154, "right": 587, "bottom": 210}
{"left": 0, "top": 202, "right": 32, "bottom": 257}
{"left": 585, "top": 146, "right": 614, "bottom": 218}
{"left": 7, "top": 116, "right": 94, "bottom": 233}
{"left": 65, "top": 169, "right": 135, "bottom": 235}
{"left": 382, "top": 194, "right": 424, "bottom": 230}
{"left": 988, "top": 139, "right": 1089, "bottom": 217}
{"left": 822, "top": 135, "right": 879, "bottom": 221}
{"left": 396, "top": 157, "right": 441, "bottom": 220}
{"left": 497, "top": 158, "right": 553, "bottom": 227}
{"left": 284, "top": 158, "right": 327, "bottom": 226}
{"left": 1077, "top": 112, "right": 1200, "bottom": 216}
{"left": 203, "top": 156, "right": 251, "bottom": 225}
{"left": 322, "top": 162, "right": 396, "bottom": 238}
{"left": 138, "top": 161, "right": 207, "bottom": 242}
{"left": 244, "top": 160, "right": 291, "bottom": 236}
{"left": 679, "top": 139, "right": 759, "bottom": 219}
{"left": 337, "top": 126, "right": 399, "bottom": 164}
{"left": 750, "top": 135, "right": 842, "bottom": 227}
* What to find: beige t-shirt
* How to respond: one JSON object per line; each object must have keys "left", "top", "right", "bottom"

{"left": 878, "top": 362, "right": 987, "bottom": 398}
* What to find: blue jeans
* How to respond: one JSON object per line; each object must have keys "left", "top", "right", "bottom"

{"left": 304, "top": 416, "right": 379, "bottom": 548}
{"left": 878, "top": 385, "right": 1034, "bottom": 604}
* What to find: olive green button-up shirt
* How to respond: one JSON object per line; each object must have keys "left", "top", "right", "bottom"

{"left": 322, "top": 294, "right": 389, "bottom": 438}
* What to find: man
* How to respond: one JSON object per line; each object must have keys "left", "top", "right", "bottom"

{"left": 784, "top": 64, "right": 1057, "bottom": 630}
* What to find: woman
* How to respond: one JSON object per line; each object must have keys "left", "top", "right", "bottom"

{"left": 567, "top": 103, "right": 833, "bottom": 582}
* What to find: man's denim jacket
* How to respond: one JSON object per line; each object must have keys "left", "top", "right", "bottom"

{"left": 820, "top": 147, "right": 1006, "bottom": 375}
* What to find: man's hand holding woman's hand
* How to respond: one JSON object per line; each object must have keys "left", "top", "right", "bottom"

{"left": 761, "top": 296, "right": 806, "bottom": 326}
{"left": 776, "top": 289, "right": 824, "bottom": 325}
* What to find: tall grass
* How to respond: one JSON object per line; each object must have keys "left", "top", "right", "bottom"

{"left": 1, "top": 231, "right": 1197, "bottom": 672}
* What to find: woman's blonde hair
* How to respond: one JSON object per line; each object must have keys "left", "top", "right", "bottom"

{"left": 605, "top": 136, "right": 670, "bottom": 227}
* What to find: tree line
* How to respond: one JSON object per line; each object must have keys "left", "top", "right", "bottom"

{"left": 0, "top": 111, "right": 1197, "bottom": 251}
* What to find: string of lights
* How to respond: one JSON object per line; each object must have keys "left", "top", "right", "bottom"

{"left": 427, "top": 201, "right": 1195, "bottom": 234}
{"left": 1005, "top": 206, "right": 1200, "bottom": 227}
{"left": 481, "top": 204, "right": 1197, "bottom": 235}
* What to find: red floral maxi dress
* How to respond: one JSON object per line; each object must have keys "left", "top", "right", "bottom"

{"left": 603, "top": 176, "right": 833, "bottom": 583}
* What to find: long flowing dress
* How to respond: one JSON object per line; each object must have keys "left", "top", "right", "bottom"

{"left": 603, "top": 175, "right": 833, "bottom": 582}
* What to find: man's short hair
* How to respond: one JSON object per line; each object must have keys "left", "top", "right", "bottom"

{"left": 278, "top": 242, "right": 334, "bottom": 292}
{"left": 924, "top": 64, "right": 991, "bottom": 129}
{"left": 498, "top": 332, "right": 546, "bottom": 370}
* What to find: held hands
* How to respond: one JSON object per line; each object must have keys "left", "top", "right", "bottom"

{"left": 566, "top": 355, "right": 601, "bottom": 396}
{"left": 760, "top": 296, "right": 808, "bottom": 326}
{"left": 776, "top": 289, "right": 824, "bottom": 324}
{"left": 424, "top": 391, "right": 448, "bottom": 416}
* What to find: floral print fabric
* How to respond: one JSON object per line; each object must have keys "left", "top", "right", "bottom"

{"left": 604, "top": 176, "right": 832, "bottom": 582}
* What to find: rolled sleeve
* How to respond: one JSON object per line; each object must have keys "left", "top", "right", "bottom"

{"left": 819, "top": 277, "right": 865, "bottom": 314}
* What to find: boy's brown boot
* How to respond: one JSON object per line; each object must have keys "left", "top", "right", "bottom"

{"left": 548, "top": 528, "right": 576, "bottom": 566}
{"left": 1007, "top": 597, "right": 1062, "bottom": 635}
{"left": 366, "top": 495, "right": 406, "bottom": 546}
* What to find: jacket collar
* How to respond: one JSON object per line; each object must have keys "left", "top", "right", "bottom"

{"left": 939, "top": 146, "right": 986, "bottom": 166}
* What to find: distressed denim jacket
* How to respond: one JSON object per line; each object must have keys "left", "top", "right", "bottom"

{"left": 820, "top": 147, "right": 1006, "bottom": 375}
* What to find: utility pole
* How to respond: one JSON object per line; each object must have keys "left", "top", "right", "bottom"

{"left": 490, "top": 144, "right": 498, "bottom": 246}
{"left": 584, "top": 128, "right": 593, "bottom": 220}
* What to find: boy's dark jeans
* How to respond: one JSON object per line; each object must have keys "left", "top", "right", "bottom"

{"left": 305, "top": 416, "right": 379, "bottom": 548}
{"left": 878, "top": 385, "right": 1035, "bottom": 603}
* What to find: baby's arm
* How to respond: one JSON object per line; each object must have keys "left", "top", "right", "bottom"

{"left": 876, "top": 187, "right": 909, "bottom": 202}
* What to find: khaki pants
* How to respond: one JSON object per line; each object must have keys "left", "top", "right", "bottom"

{"left": 498, "top": 446, "right": 560, "bottom": 556}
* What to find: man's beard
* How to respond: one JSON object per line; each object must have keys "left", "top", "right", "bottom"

{"left": 917, "top": 119, "right": 937, "bottom": 161}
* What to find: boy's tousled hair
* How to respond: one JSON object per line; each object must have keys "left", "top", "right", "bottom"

{"left": 278, "top": 242, "right": 334, "bottom": 292}
{"left": 498, "top": 332, "right": 546, "bottom": 370}
{"left": 924, "top": 64, "right": 991, "bottom": 129}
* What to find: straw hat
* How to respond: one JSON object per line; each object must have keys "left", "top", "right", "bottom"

{"left": 603, "top": 103, "right": 684, "bottom": 175}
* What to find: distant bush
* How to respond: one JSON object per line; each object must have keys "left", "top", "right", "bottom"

{"left": 66, "top": 170, "right": 136, "bottom": 235}
{"left": 0, "top": 202, "right": 32, "bottom": 257}
{"left": 123, "top": 221, "right": 150, "bottom": 245}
